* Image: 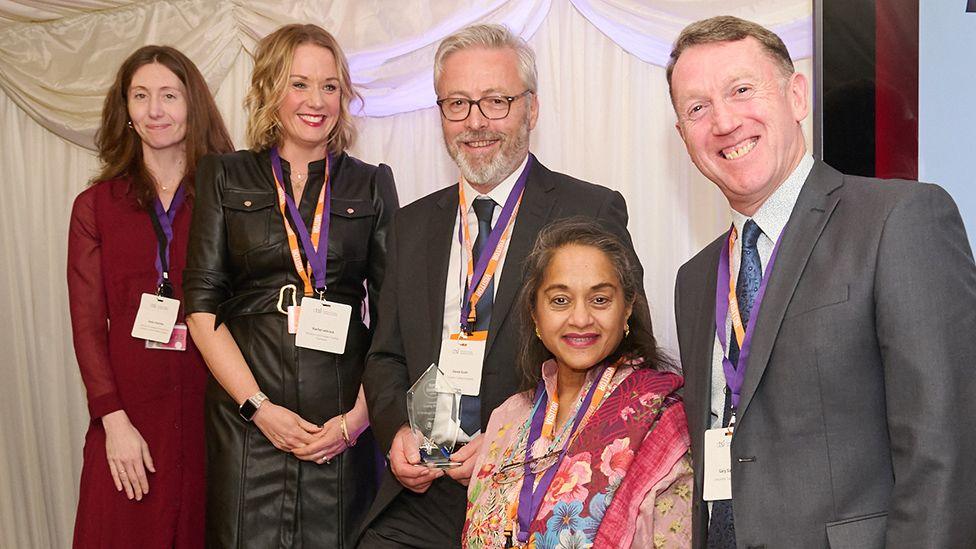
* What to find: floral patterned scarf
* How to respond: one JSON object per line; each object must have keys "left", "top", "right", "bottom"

{"left": 464, "top": 363, "right": 688, "bottom": 548}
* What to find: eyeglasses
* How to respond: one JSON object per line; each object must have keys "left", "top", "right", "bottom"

{"left": 436, "top": 90, "right": 533, "bottom": 122}
{"left": 491, "top": 450, "right": 559, "bottom": 485}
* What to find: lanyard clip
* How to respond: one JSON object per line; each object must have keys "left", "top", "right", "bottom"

{"left": 316, "top": 286, "right": 328, "bottom": 304}
{"left": 156, "top": 272, "right": 174, "bottom": 299}
{"left": 277, "top": 284, "right": 298, "bottom": 314}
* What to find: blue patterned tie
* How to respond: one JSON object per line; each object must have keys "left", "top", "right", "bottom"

{"left": 459, "top": 197, "right": 496, "bottom": 436}
{"left": 708, "top": 219, "right": 763, "bottom": 549}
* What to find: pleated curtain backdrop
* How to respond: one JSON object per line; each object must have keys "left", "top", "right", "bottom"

{"left": 0, "top": 1, "right": 812, "bottom": 546}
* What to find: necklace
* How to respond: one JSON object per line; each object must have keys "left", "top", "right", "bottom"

{"left": 293, "top": 171, "right": 308, "bottom": 183}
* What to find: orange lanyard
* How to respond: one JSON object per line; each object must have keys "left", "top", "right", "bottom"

{"left": 272, "top": 156, "right": 330, "bottom": 297}
{"left": 726, "top": 227, "right": 747, "bottom": 349}
{"left": 540, "top": 362, "right": 618, "bottom": 441}
{"left": 457, "top": 182, "right": 523, "bottom": 329}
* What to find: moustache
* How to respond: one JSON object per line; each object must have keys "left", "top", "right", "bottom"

{"left": 455, "top": 131, "right": 505, "bottom": 144}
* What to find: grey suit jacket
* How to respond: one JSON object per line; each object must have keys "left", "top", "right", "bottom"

{"left": 675, "top": 160, "right": 976, "bottom": 549}
{"left": 360, "top": 156, "right": 641, "bottom": 543}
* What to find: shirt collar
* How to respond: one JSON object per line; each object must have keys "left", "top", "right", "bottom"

{"left": 730, "top": 154, "right": 814, "bottom": 243}
{"left": 540, "top": 358, "right": 603, "bottom": 402}
{"left": 461, "top": 153, "right": 529, "bottom": 209}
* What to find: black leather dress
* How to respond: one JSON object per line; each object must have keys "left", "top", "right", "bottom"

{"left": 184, "top": 149, "right": 398, "bottom": 548}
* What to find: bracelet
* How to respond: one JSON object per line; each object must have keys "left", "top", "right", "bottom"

{"left": 340, "top": 414, "right": 355, "bottom": 447}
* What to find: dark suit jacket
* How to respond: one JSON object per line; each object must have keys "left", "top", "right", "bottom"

{"left": 675, "top": 161, "right": 976, "bottom": 549}
{"left": 360, "top": 156, "right": 640, "bottom": 541}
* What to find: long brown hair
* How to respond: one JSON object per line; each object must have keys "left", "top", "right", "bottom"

{"left": 516, "top": 218, "right": 674, "bottom": 393}
{"left": 93, "top": 45, "right": 233, "bottom": 209}
{"left": 245, "top": 24, "right": 361, "bottom": 155}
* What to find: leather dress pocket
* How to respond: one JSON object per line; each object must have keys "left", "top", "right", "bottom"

{"left": 222, "top": 190, "right": 276, "bottom": 255}
{"left": 329, "top": 198, "right": 375, "bottom": 261}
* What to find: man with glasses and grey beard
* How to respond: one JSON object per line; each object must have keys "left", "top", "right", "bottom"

{"left": 358, "top": 24, "right": 643, "bottom": 548}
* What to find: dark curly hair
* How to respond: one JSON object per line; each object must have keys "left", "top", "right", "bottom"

{"left": 516, "top": 217, "right": 674, "bottom": 393}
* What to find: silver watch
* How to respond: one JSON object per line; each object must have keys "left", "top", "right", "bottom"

{"left": 239, "top": 391, "right": 269, "bottom": 421}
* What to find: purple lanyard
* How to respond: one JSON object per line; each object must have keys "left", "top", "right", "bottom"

{"left": 149, "top": 184, "right": 186, "bottom": 291}
{"left": 714, "top": 224, "right": 784, "bottom": 410}
{"left": 515, "top": 365, "right": 606, "bottom": 544}
{"left": 457, "top": 154, "right": 533, "bottom": 331}
{"left": 270, "top": 147, "right": 332, "bottom": 293}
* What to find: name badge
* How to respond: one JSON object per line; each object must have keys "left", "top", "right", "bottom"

{"left": 436, "top": 331, "right": 486, "bottom": 396}
{"left": 132, "top": 293, "right": 180, "bottom": 343}
{"left": 145, "top": 323, "right": 188, "bottom": 351}
{"left": 703, "top": 427, "right": 734, "bottom": 501}
{"left": 287, "top": 305, "right": 301, "bottom": 334}
{"left": 295, "top": 296, "right": 351, "bottom": 353}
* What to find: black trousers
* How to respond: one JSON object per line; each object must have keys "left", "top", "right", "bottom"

{"left": 358, "top": 477, "right": 468, "bottom": 549}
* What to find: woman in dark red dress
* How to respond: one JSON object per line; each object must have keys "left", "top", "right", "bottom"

{"left": 67, "top": 45, "right": 233, "bottom": 548}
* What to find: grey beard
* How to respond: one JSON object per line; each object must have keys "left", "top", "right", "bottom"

{"left": 447, "top": 114, "right": 531, "bottom": 188}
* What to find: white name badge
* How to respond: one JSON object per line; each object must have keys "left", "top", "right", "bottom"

{"left": 295, "top": 296, "right": 351, "bottom": 354}
{"left": 132, "top": 293, "right": 180, "bottom": 343}
{"left": 435, "top": 332, "right": 486, "bottom": 396}
{"left": 703, "top": 427, "right": 734, "bottom": 501}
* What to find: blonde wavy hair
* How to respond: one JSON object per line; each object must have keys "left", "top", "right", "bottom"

{"left": 245, "top": 24, "right": 361, "bottom": 154}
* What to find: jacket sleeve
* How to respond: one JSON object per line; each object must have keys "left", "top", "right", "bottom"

{"left": 874, "top": 182, "right": 976, "bottom": 548}
{"left": 366, "top": 164, "right": 399, "bottom": 334}
{"left": 363, "top": 213, "right": 412, "bottom": 454}
{"left": 67, "top": 187, "right": 123, "bottom": 419}
{"left": 184, "top": 154, "right": 232, "bottom": 316}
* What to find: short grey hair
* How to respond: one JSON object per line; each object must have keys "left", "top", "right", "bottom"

{"left": 434, "top": 24, "right": 538, "bottom": 94}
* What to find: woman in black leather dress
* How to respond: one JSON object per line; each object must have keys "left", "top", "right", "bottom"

{"left": 185, "top": 24, "right": 398, "bottom": 548}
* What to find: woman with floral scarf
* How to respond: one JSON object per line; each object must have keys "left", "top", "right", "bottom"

{"left": 462, "top": 219, "right": 692, "bottom": 548}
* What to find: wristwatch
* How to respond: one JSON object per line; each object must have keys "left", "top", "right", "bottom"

{"left": 239, "top": 391, "right": 269, "bottom": 421}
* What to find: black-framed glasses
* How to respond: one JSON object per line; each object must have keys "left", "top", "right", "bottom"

{"left": 436, "top": 90, "right": 533, "bottom": 121}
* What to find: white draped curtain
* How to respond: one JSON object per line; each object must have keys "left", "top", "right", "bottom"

{"left": 0, "top": 1, "right": 812, "bottom": 546}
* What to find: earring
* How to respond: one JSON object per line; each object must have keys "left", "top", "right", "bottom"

{"left": 127, "top": 120, "right": 133, "bottom": 129}
{"left": 624, "top": 322, "right": 630, "bottom": 338}
{"left": 534, "top": 325, "right": 541, "bottom": 340}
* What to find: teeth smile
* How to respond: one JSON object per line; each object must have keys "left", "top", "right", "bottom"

{"left": 722, "top": 138, "right": 758, "bottom": 160}
{"left": 466, "top": 140, "right": 496, "bottom": 148}
{"left": 299, "top": 114, "right": 324, "bottom": 123}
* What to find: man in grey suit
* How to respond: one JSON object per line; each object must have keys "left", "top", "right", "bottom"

{"left": 358, "top": 24, "right": 641, "bottom": 548}
{"left": 669, "top": 16, "right": 976, "bottom": 549}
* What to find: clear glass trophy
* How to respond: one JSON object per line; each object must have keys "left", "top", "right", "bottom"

{"left": 406, "top": 364, "right": 463, "bottom": 468}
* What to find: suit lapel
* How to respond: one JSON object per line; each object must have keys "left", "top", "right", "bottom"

{"left": 486, "top": 159, "right": 556, "bottom": 354}
{"left": 688, "top": 241, "right": 723, "bottom": 444}
{"left": 425, "top": 188, "right": 459, "bottom": 359}
{"left": 737, "top": 161, "right": 844, "bottom": 420}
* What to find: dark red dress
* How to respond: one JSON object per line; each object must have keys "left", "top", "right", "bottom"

{"left": 67, "top": 178, "right": 207, "bottom": 549}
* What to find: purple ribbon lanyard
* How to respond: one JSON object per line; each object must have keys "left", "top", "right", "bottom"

{"left": 270, "top": 147, "right": 332, "bottom": 294}
{"left": 714, "top": 225, "right": 784, "bottom": 410}
{"left": 151, "top": 185, "right": 186, "bottom": 290}
{"left": 515, "top": 364, "right": 606, "bottom": 543}
{"left": 457, "top": 154, "right": 533, "bottom": 330}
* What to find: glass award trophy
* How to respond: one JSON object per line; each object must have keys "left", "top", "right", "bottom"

{"left": 406, "top": 364, "right": 463, "bottom": 468}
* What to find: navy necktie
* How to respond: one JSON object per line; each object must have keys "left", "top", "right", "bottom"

{"left": 459, "top": 197, "right": 497, "bottom": 436}
{"left": 708, "top": 219, "right": 763, "bottom": 549}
